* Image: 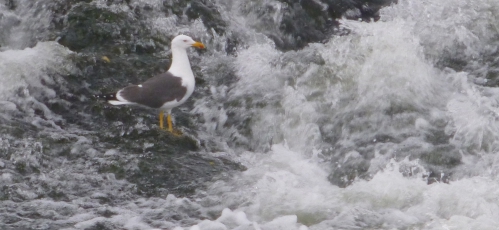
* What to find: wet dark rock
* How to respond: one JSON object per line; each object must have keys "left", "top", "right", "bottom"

{"left": 425, "top": 171, "right": 451, "bottom": 184}
{"left": 1, "top": 45, "right": 243, "bottom": 205}
{"left": 225, "top": 36, "right": 239, "bottom": 55}
{"left": 278, "top": 2, "right": 328, "bottom": 50}
{"left": 5, "top": 0, "right": 16, "bottom": 10}
{"left": 268, "top": 0, "right": 396, "bottom": 50}
{"left": 420, "top": 145, "right": 461, "bottom": 167}
{"left": 83, "top": 221, "right": 115, "bottom": 230}
{"left": 328, "top": 158, "right": 370, "bottom": 188}
{"left": 94, "top": 118, "right": 246, "bottom": 196}
{"left": 435, "top": 50, "right": 469, "bottom": 73}
{"left": 162, "top": 0, "right": 191, "bottom": 16}
{"left": 94, "top": 123, "right": 245, "bottom": 197}
{"left": 425, "top": 128, "right": 451, "bottom": 145}
{"left": 186, "top": 0, "right": 227, "bottom": 35}
{"left": 432, "top": 29, "right": 499, "bottom": 88}
{"left": 472, "top": 49, "right": 499, "bottom": 87}
{"left": 97, "top": 208, "right": 117, "bottom": 218}
{"left": 58, "top": 3, "right": 152, "bottom": 52}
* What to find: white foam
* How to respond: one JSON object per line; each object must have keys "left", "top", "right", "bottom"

{"left": 123, "top": 216, "right": 153, "bottom": 229}
{"left": 182, "top": 144, "right": 499, "bottom": 229}
{"left": 216, "top": 208, "right": 252, "bottom": 228}
{"left": 0, "top": 41, "right": 76, "bottom": 130}
{"left": 4, "top": 1, "right": 499, "bottom": 230}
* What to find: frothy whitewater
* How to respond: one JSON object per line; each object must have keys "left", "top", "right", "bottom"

{"left": 1, "top": 0, "right": 499, "bottom": 229}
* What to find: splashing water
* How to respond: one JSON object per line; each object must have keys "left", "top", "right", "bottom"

{"left": 1, "top": 0, "right": 499, "bottom": 229}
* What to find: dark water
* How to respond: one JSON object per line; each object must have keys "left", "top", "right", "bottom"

{"left": 1, "top": 0, "right": 499, "bottom": 229}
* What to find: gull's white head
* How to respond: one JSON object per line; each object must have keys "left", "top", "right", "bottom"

{"left": 171, "top": 35, "right": 205, "bottom": 49}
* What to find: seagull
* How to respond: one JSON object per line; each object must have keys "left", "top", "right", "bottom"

{"left": 96, "top": 34, "right": 205, "bottom": 134}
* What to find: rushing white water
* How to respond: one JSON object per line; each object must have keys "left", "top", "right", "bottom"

{"left": 2, "top": 0, "right": 499, "bottom": 229}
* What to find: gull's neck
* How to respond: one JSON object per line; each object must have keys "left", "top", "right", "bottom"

{"left": 168, "top": 47, "right": 193, "bottom": 78}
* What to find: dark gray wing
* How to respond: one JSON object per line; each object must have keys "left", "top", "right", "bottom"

{"left": 119, "top": 72, "right": 187, "bottom": 108}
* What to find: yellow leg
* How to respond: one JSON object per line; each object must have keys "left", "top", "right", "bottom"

{"left": 159, "top": 111, "right": 164, "bottom": 129}
{"left": 167, "top": 113, "right": 173, "bottom": 132}
{"left": 159, "top": 111, "right": 181, "bottom": 135}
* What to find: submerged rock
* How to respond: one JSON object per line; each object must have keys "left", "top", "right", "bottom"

{"left": 186, "top": 0, "right": 227, "bottom": 35}
{"left": 58, "top": 2, "right": 155, "bottom": 53}
{"left": 98, "top": 128, "right": 246, "bottom": 197}
{"left": 0, "top": 0, "right": 247, "bottom": 206}
{"left": 268, "top": 0, "right": 397, "bottom": 50}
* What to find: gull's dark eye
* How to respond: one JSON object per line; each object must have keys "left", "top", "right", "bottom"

{"left": 183, "top": 39, "right": 188, "bottom": 42}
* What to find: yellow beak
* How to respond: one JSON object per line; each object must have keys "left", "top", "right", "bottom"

{"left": 192, "top": 41, "right": 205, "bottom": 49}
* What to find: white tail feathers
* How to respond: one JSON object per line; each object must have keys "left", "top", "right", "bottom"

{"left": 107, "top": 100, "right": 135, "bottom": 105}
{"left": 96, "top": 90, "right": 135, "bottom": 106}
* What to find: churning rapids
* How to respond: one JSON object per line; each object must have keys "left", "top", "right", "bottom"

{"left": 1, "top": 0, "right": 499, "bottom": 229}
